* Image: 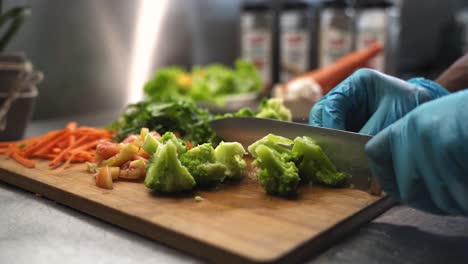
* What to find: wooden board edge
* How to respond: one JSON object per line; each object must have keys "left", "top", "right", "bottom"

{"left": 273, "top": 195, "right": 397, "bottom": 264}
{"left": 0, "top": 168, "right": 396, "bottom": 264}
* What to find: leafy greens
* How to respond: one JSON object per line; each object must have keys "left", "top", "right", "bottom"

{"left": 143, "top": 59, "right": 262, "bottom": 105}
{"left": 110, "top": 99, "right": 216, "bottom": 145}
{"left": 111, "top": 97, "right": 292, "bottom": 145}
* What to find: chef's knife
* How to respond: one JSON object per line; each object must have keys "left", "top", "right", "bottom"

{"left": 211, "top": 117, "right": 381, "bottom": 195}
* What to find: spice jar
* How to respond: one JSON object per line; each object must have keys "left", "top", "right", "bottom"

{"left": 354, "top": 0, "right": 400, "bottom": 74}
{"left": 240, "top": 2, "right": 273, "bottom": 88}
{"left": 279, "top": 1, "right": 317, "bottom": 82}
{"left": 318, "top": 0, "right": 355, "bottom": 68}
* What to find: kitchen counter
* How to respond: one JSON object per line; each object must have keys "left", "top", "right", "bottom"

{"left": 1, "top": 113, "right": 468, "bottom": 264}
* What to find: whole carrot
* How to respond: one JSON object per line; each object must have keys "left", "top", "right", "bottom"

{"left": 285, "top": 42, "right": 384, "bottom": 94}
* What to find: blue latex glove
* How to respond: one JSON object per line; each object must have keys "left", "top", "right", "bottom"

{"left": 365, "top": 90, "right": 468, "bottom": 215}
{"left": 309, "top": 69, "right": 449, "bottom": 135}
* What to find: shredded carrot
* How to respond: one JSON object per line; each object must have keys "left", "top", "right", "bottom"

{"left": 32, "top": 131, "right": 71, "bottom": 157}
{"left": 45, "top": 154, "right": 57, "bottom": 159}
{"left": 69, "top": 140, "right": 100, "bottom": 154}
{"left": 0, "top": 141, "right": 20, "bottom": 147}
{"left": 67, "top": 121, "right": 77, "bottom": 146}
{"left": 22, "top": 130, "right": 62, "bottom": 158}
{"left": 11, "top": 152, "right": 35, "bottom": 168}
{"left": 57, "top": 141, "right": 68, "bottom": 148}
{"left": 66, "top": 122, "right": 78, "bottom": 130}
{"left": 0, "top": 136, "right": 40, "bottom": 148}
{"left": 52, "top": 148, "right": 62, "bottom": 153}
{"left": 5, "top": 144, "right": 15, "bottom": 158}
{"left": 0, "top": 122, "right": 114, "bottom": 171}
{"left": 50, "top": 136, "right": 89, "bottom": 167}
{"left": 50, "top": 153, "right": 77, "bottom": 173}
{"left": 185, "top": 141, "right": 193, "bottom": 150}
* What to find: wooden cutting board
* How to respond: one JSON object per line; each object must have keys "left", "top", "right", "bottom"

{"left": 0, "top": 159, "right": 394, "bottom": 263}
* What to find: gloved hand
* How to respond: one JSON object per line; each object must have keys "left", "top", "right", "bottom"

{"left": 309, "top": 68, "right": 449, "bottom": 135}
{"left": 365, "top": 91, "right": 468, "bottom": 215}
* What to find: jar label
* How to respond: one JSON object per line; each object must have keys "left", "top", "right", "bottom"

{"left": 241, "top": 30, "right": 272, "bottom": 86}
{"left": 356, "top": 9, "right": 388, "bottom": 72}
{"left": 280, "top": 31, "right": 310, "bottom": 81}
{"left": 319, "top": 9, "right": 353, "bottom": 67}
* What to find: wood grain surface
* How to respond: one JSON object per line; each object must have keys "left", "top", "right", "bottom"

{"left": 0, "top": 159, "right": 394, "bottom": 263}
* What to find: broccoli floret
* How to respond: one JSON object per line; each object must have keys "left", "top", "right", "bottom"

{"left": 180, "top": 143, "right": 226, "bottom": 186}
{"left": 248, "top": 133, "right": 294, "bottom": 159}
{"left": 253, "top": 145, "right": 299, "bottom": 196}
{"left": 292, "top": 136, "right": 348, "bottom": 187}
{"left": 159, "top": 132, "right": 187, "bottom": 155}
{"left": 214, "top": 142, "right": 246, "bottom": 180}
{"left": 144, "top": 140, "right": 195, "bottom": 193}
{"left": 221, "top": 107, "right": 256, "bottom": 119}
{"left": 233, "top": 107, "right": 256, "bottom": 117}
{"left": 248, "top": 134, "right": 348, "bottom": 196}
{"left": 248, "top": 134, "right": 299, "bottom": 196}
{"left": 255, "top": 98, "right": 292, "bottom": 121}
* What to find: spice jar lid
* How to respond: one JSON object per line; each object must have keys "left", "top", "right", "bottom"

{"left": 242, "top": 2, "right": 270, "bottom": 12}
{"left": 352, "top": 0, "right": 394, "bottom": 8}
{"left": 321, "top": 0, "right": 351, "bottom": 8}
{"left": 282, "top": 1, "right": 309, "bottom": 11}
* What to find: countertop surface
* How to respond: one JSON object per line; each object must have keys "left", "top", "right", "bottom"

{"left": 1, "top": 113, "right": 468, "bottom": 264}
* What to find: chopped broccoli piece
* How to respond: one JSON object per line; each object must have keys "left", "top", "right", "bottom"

{"left": 248, "top": 134, "right": 300, "bottom": 196}
{"left": 86, "top": 162, "right": 98, "bottom": 173}
{"left": 292, "top": 136, "right": 348, "bottom": 187}
{"left": 255, "top": 98, "right": 292, "bottom": 121}
{"left": 247, "top": 133, "right": 294, "bottom": 159}
{"left": 180, "top": 143, "right": 226, "bottom": 186}
{"left": 221, "top": 107, "right": 256, "bottom": 118}
{"left": 142, "top": 133, "right": 159, "bottom": 154}
{"left": 159, "top": 132, "right": 187, "bottom": 155}
{"left": 253, "top": 145, "right": 299, "bottom": 196}
{"left": 218, "top": 98, "right": 292, "bottom": 121}
{"left": 233, "top": 107, "right": 256, "bottom": 117}
{"left": 214, "top": 142, "right": 246, "bottom": 180}
{"left": 248, "top": 134, "right": 299, "bottom": 196}
{"left": 144, "top": 140, "right": 195, "bottom": 193}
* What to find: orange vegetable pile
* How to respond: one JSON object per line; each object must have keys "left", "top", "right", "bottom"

{"left": 92, "top": 128, "right": 159, "bottom": 189}
{"left": 0, "top": 122, "right": 114, "bottom": 171}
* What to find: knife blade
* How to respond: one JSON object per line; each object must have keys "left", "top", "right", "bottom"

{"left": 211, "top": 117, "right": 381, "bottom": 195}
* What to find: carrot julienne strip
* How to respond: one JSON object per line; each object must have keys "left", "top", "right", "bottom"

{"left": 11, "top": 152, "right": 35, "bottom": 168}
{"left": 33, "top": 131, "right": 71, "bottom": 156}
{"left": 22, "top": 130, "right": 62, "bottom": 158}
{"left": 49, "top": 135, "right": 89, "bottom": 167}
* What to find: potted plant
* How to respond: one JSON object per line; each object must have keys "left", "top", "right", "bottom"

{"left": 0, "top": 4, "right": 43, "bottom": 141}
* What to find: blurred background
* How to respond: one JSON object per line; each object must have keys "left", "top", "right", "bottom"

{"left": 3, "top": 0, "right": 468, "bottom": 119}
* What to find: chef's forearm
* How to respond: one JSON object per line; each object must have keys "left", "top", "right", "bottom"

{"left": 435, "top": 53, "right": 468, "bottom": 93}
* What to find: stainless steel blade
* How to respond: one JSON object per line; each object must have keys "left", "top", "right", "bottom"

{"left": 211, "top": 117, "right": 381, "bottom": 195}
